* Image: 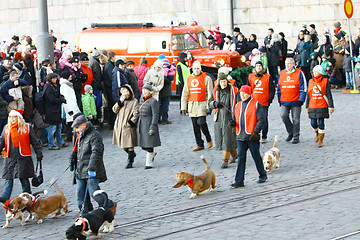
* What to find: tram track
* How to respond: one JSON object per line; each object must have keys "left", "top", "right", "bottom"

{"left": 113, "top": 168, "right": 360, "bottom": 232}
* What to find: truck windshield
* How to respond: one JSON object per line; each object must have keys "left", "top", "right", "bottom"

{"left": 171, "top": 33, "right": 199, "bottom": 50}
{"left": 197, "top": 31, "right": 209, "bottom": 48}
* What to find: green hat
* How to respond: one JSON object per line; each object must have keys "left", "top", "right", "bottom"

{"left": 218, "top": 72, "right": 227, "bottom": 81}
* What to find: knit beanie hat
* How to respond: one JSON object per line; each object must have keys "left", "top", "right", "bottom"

{"left": 143, "top": 82, "right": 153, "bottom": 91}
{"left": 84, "top": 85, "right": 93, "bottom": 93}
{"left": 13, "top": 62, "right": 23, "bottom": 71}
{"left": 240, "top": 85, "right": 252, "bottom": 95}
{"left": 217, "top": 72, "right": 227, "bottom": 81}
{"left": 313, "top": 65, "right": 323, "bottom": 74}
{"left": 158, "top": 54, "right": 166, "bottom": 60}
{"left": 61, "top": 70, "right": 71, "bottom": 80}
{"left": 334, "top": 21, "right": 341, "bottom": 29}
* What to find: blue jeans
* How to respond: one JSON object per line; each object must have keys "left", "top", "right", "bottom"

{"left": 329, "top": 77, "right": 341, "bottom": 85}
{"left": 159, "top": 96, "right": 171, "bottom": 122}
{"left": 1, "top": 178, "right": 31, "bottom": 201}
{"left": 76, "top": 178, "right": 114, "bottom": 213}
{"left": 311, "top": 118, "right": 325, "bottom": 130}
{"left": 235, "top": 140, "right": 267, "bottom": 184}
{"left": 40, "top": 128, "right": 48, "bottom": 144}
{"left": 47, "top": 124, "right": 65, "bottom": 146}
{"left": 280, "top": 105, "right": 302, "bottom": 140}
{"left": 345, "top": 71, "right": 353, "bottom": 88}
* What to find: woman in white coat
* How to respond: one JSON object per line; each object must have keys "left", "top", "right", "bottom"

{"left": 59, "top": 70, "right": 81, "bottom": 141}
{"left": 143, "top": 59, "right": 164, "bottom": 101}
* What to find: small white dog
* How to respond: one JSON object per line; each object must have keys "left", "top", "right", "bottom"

{"left": 263, "top": 136, "right": 280, "bottom": 172}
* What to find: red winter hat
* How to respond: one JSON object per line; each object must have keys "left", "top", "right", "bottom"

{"left": 240, "top": 85, "right": 252, "bottom": 95}
{"left": 9, "top": 108, "right": 24, "bottom": 119}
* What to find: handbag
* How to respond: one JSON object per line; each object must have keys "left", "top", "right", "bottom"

{"left": 32, "top": 159, "right": 44, "bottom": 187}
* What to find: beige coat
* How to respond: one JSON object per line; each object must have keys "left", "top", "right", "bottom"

{"left": 112, "top": 85, "right": 139, "bottom": 148}
{"left": 181, "top": 73, "right": 213, "bottom": 117}
{"left": 333, "top": 38, "right": 345, "bottom": 69}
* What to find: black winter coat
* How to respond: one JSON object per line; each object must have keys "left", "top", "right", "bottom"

{"left": 125, "top": 69, "right": 141, "bottom": 101}
{"left": 103, "top": 61, "right": 115, "bottom": 88}
{"left": 0, "top": 95, "right": 7, "bottom": 120}
{"left": 267, "top": 41, "right": 281, "bottom": 67}
{"left": 76, "top": 123, "right": 107, "bottom": 182}
{"left": 43, "top": 81, "right": 66, "bottom": 125}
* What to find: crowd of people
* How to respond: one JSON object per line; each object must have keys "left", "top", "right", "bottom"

{"left": 0, "top": 20, "right": 350, "bottom": 208}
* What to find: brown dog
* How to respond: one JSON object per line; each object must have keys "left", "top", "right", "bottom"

{"left": 263, "top": 135, "right": 280, "bottom": 172}
{"left": 2, "top": 196, "right": 29, "bottom": 228}
{"left": 21, "top": 183, "right": 68, "bottom": 224}
{"left": 173, "top": 155, "right": 216, "bottom": 198}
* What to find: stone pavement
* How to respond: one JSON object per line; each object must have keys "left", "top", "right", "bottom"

{"left": 0, "top": 89, "right": 360, "bottom": 239}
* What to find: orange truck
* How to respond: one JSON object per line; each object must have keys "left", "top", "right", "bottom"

{"left": 77, "top": 23, "right": 244, "bottom": 91}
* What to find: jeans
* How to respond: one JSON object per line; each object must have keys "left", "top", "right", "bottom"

{"left": 345, "top": 71, "right": 353, "bottom": 88}
{"left": 311, "top": 118, "right": 325, "bottom": 130}
{"left": 40, "top": 128, "right": 48, "bottom": 144}
{"left": 159, "top": 96, "right": 171, "bottom": 122}
{"left": 47, "top": 124, "right": 65, "bottom": 146}
{"left": 262, "top": 106, "right": 269, "bottom": 139}
{"left": 1, "top": 178, "right": 31, "bottom": 201}
{"left": 329, "top": 77, "right": 341, "bottom": 85}
{"left": 235, "top": 140, "right": 267, "bottom": 184}
{"left": 191, "top": 116, "right": 212, "bottom": 147}
{"left": 280, "top": 105, "right": 301, "bottom": 140}
{"left": 76, "top": 178, "right": 114, "bottom": 213}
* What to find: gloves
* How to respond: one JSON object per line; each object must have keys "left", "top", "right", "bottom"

{"left": 69, "top": 152, "right": 77, "bottom": 172}
{"left": 88, "top": 170, "right": 96, "bottom": 178}
{"left": 214, "top": 101, "right": 224, "bottom": 108}
{"left": 250, "top": 131, "right": 259, "bottom": 142}
{"left": 37, "top": 155, "right": 43, "bottom": 162}
{"left": 148, "top": 129, "right": 156, "bottom": 136}
{"left": 120, "top": 94, "right": 126, "bottom": 102}
{"left": 229, "top": 120, "right": 236, "bottom": 127}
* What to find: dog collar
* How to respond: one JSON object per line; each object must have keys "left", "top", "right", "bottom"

{"left": 3, "top": 199, "right": 13, "bottom": 213}
{"left": 187, "top": 178, "right": 193, "bottom": 187}
{"left": 76, "top": 217, "right": 88, "bottom": 232}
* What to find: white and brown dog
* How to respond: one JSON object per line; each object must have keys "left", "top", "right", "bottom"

{"left": 1, "top": 195, "right": 29, "bottom": 228}
{"left": 21, "top": 183, "right": 68, "bottom": 224}
{"left": 173, "top": 155, "right": 216, "bottom": 199}
{"left": 263, "top": 135, "right": 280, "bottom": 172}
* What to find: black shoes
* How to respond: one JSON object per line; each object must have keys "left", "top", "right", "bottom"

{"left": 231, "top": 182, "right": 245, "bottom": 188}
{"left": 292, "top": 138, "right": 300, "bottom": 144}
{"left": 286, "top": 134, "right": 293, "bottom": 142}
{"left": 257, "top": 176, "right": 268, "bottom": 183}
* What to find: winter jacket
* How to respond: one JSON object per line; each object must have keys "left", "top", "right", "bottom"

{"left": 247, "top": 40, "right": 259, "bottom": 52}
{"left": 138, "top": 96, "right": 161, "bottom": 148}
{"left": 134, "top": 63, "right": 149, "bottom": 93}
{"left": 103, "top": 60, "right": 115, "bottom": 88}
{"left": 89, "top": 57, "right": 102, "bottom": 90}
{"left": 159, "top": 63, "right": 176, "bottom": 98}
{"left": 43, "top": 81, "right": 66, "bottom": 125}
{"left": 112, "top": 84, "right": 139, "bottom": 148}
{"left": 125, "top": 68, "right": 141, "bottom": 101}
{"left": 80, "top": 64, "right": 94, "bottom": 94}
{"left": 316, "top": 35, "right": 333, "bottom": 59}
{"left": 305, "top": 76, "right": 334, "bottom": 119}
{"left": 267, "top": 39, "right": 281, "bottom": 67}
{"left": 59, "top": 78, "right": 81, "bottom": 123}
{"left": 300, "top": 41, "right": 314, "bottom": 67}
{"left": 343, "top": 42, "right": 354, "bottom": 72}
{"left": 82, "top": 92, "right": 97, "bottom": 118}
{"left": 143, "top": 64, "right": 164, "bottom": 101}
{"left": 236, "top": 39, "right": 248, "bottom": 55}
{"left": 112, "top": 66, "right": 128, "bottom": 102}
{"left": 333, "top": 38, "right": 345, "bottom": 69}
{"left": 222, "top": 42, "right": 236, "bottom": 51}
{"left": 181, "top": 72, "right": 213, "bottom": 117}
{"left": 0, "top": 124, "right": 42, "bottom": 179}
{"left": 75, "top": 123, "right": 107, "bottom": 182}
{"left": 21, "top": 86, "right": 33, "bottom": 121}
{"left": 0, "top": 94, "right": 7, "bottom": 119}
{"left": 0, "top": 78, "right": 28, "bottom": 103}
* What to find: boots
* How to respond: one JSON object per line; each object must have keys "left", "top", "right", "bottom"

{"left": 145, "top": 152, "right": 155, "bottom": 169}
{"left": 318, "top": 130, "right": 325, "bottom": 147}
{"left": 229, "top": 149, "right": 237, "bottom": 163}
{"left": 314, "top": 128, "right": 319, "bottom": 143}
{"left": 126, "top": 151, "right": 136, "bottom": 169}
{"left": 221, "top": 151, "right": 231, "bottom": 168}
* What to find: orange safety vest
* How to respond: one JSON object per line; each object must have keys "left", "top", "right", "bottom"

{"left": 187, "top": 72, "right": 207, "bottom": 102}
{"left": 308, "top": 78, "right": 329, "bottom": 109}
{"left": 4, "top": 123, "right": 31, "bottom": 158}
{"left": 249, "top": 73, "right": 271, "bottom": 107}
{"left": 278, "top": 69, "right": 301, "bottom": 102}
{"left": 234, "top": 98, "right": 258, "bottom": 135}
{"left": 213, "top": 84, "right": 238, "bottom": 114}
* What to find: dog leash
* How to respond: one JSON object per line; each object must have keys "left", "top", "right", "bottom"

{"left": 46, "top": 165, "right": 70, "bottom": 191}
{"left": 80, "top": 184, "right": 89, "bottom": 214}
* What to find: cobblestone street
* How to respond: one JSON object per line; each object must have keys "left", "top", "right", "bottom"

{"left": 1, "top": 89, "right": 360, "bottom": 239}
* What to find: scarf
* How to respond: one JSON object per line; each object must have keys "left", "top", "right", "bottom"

{"left": 313, "top": 74, "right": 323, "bottom": 83}
{"left": 10, "top": 122, "right": 19, "bottom": 148}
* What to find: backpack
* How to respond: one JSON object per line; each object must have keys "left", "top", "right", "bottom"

{"left": 35, "top": 85, "right": 47, "bottom": 115}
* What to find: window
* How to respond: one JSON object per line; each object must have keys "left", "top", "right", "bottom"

{"left": 128, "top": 36, "right": 146, "bottom": 53}
{"left": 198, "top": 31, "right": 209, "bottom": 48}
{"left": 171, "top": 33, "right": 199, "bottom": 51}
{"left": 149, "top": 36, "right": 168, "bottom": 52}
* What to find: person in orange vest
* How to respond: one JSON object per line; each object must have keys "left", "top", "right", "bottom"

{"left": 248, "top": 61, "right": 275, "bottom": 143}
{"left": 181, "top": 60, "right": 213, "bottom": 151}
{"left": 0, "top": 109, "right": 43, "bottom": 201}
{"left": 230, "top": 85, "right": 267, "bottom": 188}
{"left": 305, "top": 65, "right": 334, "bottom": 147}
{"left": 277, "top": 57, "right": 307, "bottom": 144}
{"left": 210, "top": 72, "right": 239, "bottom": 168}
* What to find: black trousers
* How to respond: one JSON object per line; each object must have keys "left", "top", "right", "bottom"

{"left": 191, "top": 116, "right": 212, "bottom": 147}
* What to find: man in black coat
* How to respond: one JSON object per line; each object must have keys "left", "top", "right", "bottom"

{"left": 43, "top": 73, "right": 68, "bottom": 150}
{"left": 0, "top": 70, "right": 28, "bottom": 112}
{"left": 102, "top": 52, "right": 116, "bottom": 129}
{"left": 0, "top": 56, "right": 13, "bottom": 83}
{"left": 125, "top": 60, "right": 141, "bottom": 101}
